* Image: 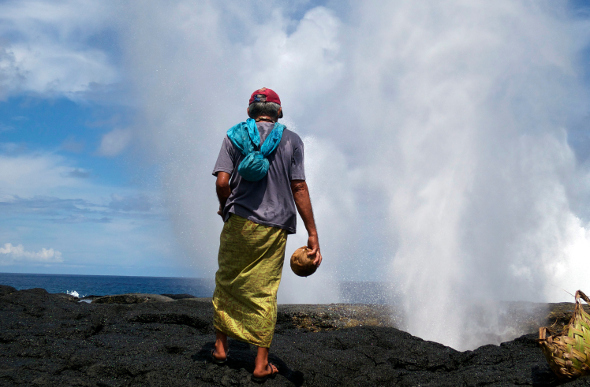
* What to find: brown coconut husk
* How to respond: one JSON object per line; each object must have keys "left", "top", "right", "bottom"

{"left": 539, "top": 290, "right": 590, "bottom": 379}
{"left": 290, "top": 246, "right": 317, "bottom": 277}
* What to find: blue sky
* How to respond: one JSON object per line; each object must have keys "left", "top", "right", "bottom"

{"left": 2, "top": 0, "right": 590, "bottom": 323}
{"left": 0, "top": 94, "right": 171, "bottom": 275}
{"left": 0, "top": 1, "right": 171, "bottom": 276}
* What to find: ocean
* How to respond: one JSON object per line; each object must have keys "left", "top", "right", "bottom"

{"left": 0, "top": 273, "right": 215, "bottom": 299}
{"left": 0, "top": 272, "right": 390, "bottom": 304}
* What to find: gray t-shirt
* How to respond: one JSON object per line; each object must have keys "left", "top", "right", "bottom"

{"left": 212, "top": 121, "right": 305, "bottom": 234}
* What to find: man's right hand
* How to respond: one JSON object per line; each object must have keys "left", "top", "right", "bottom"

{"left": 215, "top": 172, "right": 231, "bottom": 220}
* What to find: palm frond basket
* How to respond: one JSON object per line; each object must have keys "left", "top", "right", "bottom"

{"left": 539, "top": 290, "right": 590, "bottom": 379}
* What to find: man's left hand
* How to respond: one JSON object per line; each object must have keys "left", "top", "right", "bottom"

{"left": 307, "top": 235, "right": 322, "bottom": 268}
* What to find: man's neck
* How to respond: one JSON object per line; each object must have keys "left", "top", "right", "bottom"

{"left": 255, "top": 116, "right": 275, "bottom": 123}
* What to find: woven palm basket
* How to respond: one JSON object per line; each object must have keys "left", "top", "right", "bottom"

{"left": 539, "top": 290, "right": 590, "bottom": 379}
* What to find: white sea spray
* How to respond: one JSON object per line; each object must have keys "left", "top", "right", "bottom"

{"left": 120, "top": 1, "right": 590, "bottom": 350}
{"left": 66, "top": 290, "right": 81, "bottom": 298}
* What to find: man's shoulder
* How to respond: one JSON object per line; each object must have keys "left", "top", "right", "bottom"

{"left": 282, "top": 127, "right": 303, "bottom": 144}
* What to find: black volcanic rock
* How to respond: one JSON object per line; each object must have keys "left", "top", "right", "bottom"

{"left": 0, "top": 285, "right": 588, "bottom": 386}
{"left": 161, "top": 293, "right": 199, "bottom": 300}
{"left": 0, "top": 284, "right": 16, "bottom": 297}
{"left": 92, "top": 293, "right": 175, "bottom": 304}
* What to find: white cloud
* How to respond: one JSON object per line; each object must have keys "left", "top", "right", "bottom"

{"left": 242, "top": 6, "right": 344, "bottom": 116}
{"left": 7, "top": 44, "right": 118, "bottom": 97}
{"left": 0, "top": 149, "right": 163, "bottom": 218}
{"left": 0, "top": 151, "right": 98, "bottom": 200}
{"left": 0, "top": 0, "right": 119, "bottom": 99}
{"left": 97, "top": 128, "right": 132, "bottom": 157}
{"left": 0, "top": 243, "right": 63, "bottom": 264}
{"left": 0, "top": 153, "right": 72, "bottom": 195}
{"left": 0, "top": 148, "right": 177, "bottom": 275}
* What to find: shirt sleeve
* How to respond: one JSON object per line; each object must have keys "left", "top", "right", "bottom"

{"left": 212, "top": 136, "right": 236, "bottom": 176}
{"left": 290, "top": 136, "right": 306, "bottom": 181}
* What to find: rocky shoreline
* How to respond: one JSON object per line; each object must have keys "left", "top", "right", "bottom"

{"left": 1, "top": 284, "right": 588, "bottom": 386}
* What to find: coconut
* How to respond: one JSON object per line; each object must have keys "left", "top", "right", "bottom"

{"left": 290, "top": 246, "right": 317, "bottom": 277}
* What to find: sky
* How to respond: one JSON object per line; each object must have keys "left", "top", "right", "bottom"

{"left": 2, "top": 0, "right": 590, "bottom": 349}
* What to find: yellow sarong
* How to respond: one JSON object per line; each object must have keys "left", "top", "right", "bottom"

{"left": 212, "top": 214, "right": 287, "bottom": 348}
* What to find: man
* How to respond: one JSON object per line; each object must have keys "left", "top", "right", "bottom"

{"left": 211, "top": 87, "right": 322, "bottom": 382}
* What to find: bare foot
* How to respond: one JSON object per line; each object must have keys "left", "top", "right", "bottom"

{"left": 211, "top": 348, "right": 227, "bottom": 363}
{"left": 252, "top": 362, "right": 278, "bottom": 380}
{"left": 213, "top": 331, "right": 228, "bottom": 362}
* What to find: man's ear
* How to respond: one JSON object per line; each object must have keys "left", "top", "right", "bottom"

{"left": 278, "top": 107, "right": 283, "bottom": 119}
{"left": 247, "top": 107, "right": 252, "bottom": 118}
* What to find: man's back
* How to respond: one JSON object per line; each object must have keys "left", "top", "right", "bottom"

{"left": 213, "top": 121, "right": 305, "bottom": 234}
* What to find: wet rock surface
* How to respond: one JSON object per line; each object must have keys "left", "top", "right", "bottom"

{"left": 92, "top": 293, "right": 176, "bottom": 304}
{"left": 1, "top": 286, "right": 589, "bottom": 386}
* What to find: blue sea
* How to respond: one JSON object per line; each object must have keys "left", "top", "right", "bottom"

{"left": 0, "top": 273, "right": 390, "bottom": 304}
{"left": 0, "top": 273, "right": 215, "bottom": 299}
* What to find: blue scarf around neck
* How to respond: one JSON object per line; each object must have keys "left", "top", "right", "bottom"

{"left": 226, "top": 118, "right": 285, "bottom": 181}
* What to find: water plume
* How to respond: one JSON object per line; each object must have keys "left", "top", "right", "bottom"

{"left": 120, "top": 1, "right": 590, "bottom": 349}
{"left": 349, "top": 1, "right": 590, "bottom": 350}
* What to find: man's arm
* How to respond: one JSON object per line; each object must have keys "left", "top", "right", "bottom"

{"left": 291, "top": 180, "right": 322, "bottom": 267}
{"left": 216, "top": 172, "right": 231, "bottom": 217}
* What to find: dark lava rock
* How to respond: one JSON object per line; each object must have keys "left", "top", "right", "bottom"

{"left": 161, "top": 293, "right": 199, "bottom": 300}
{"left": 544, "top": 302, "right": 590, "bottom": 333}
{"left": 0, "top": 284, "right": 16, "bottom": 297}
{"left": 92, "top": 293, "right": 175, "bottom": 304}
{"left": 276, "top": 304, "right": 396, "bottom": 332}
{"left": 1, "top": 285, "right": 588, "bottom": 386}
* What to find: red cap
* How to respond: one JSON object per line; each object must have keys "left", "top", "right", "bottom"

{"left": 249, "top": 87, "right": 281, "bottom": 105}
